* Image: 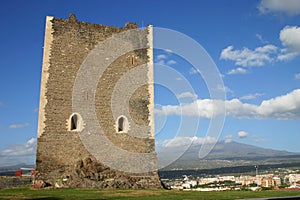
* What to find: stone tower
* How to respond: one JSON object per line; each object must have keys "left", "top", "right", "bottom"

{"left": 36, "top": 14, "right": 161, "bottom": 188}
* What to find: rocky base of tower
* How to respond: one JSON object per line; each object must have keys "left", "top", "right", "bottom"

{"left": 34, "top": 157, "right": 162, "bottom": 189}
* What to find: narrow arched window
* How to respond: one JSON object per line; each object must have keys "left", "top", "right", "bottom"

{"left": 116, "top": 115, "right": 129, "bottom": 133}
{"left": 118, "top": 117, "right": 124, "bottom": 132}
{"left": 131, "top": 56, "right": 135, "bottom": 66}
{"left": 68, "top": 113, "right": 83, "bottom": 132}
{"left": 70, "top": 114, "right": 78, "bottom": 130}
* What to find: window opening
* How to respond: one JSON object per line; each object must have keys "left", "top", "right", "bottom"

{"left": 116, "top": 115, "right": 129, "bottom": 133}
{"left": 118, "top": 117, "right": 124, "bottom": 132}
{"left": 70, "top": 114, "right": 78, "bottom": 130}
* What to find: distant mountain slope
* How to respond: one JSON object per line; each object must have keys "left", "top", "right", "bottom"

{"left": 159, "top": 141, "right": 300, "bottom": 170}
{"left": 191, "top": 141, "right": 295, "bottom": 159}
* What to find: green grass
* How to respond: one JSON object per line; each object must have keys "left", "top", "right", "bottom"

{"left": 1, "top": 187, "right": 300, "bottom": 200}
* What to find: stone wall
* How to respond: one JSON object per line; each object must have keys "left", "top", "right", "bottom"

{"left": 36, "top": 14, "right": 161, "bottom": 188}
{"left": 0, "top": 177, "right": 32, "bottom": 189}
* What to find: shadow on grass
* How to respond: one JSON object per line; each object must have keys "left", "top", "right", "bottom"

{"left": 30, "top": 198, "right": 63, "bottom": 200}
{"left": 31, "top": 197, "right": 63, "bottom": 200}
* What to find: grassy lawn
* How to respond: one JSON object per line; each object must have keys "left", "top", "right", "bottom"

{"left": 1, "top": 187, "right": 300, "bottom": 200}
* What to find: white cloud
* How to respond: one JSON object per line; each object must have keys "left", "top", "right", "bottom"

{"left": 238, "top": 131, "right": 248, "bottom": 139}
{"left": 27, "top": 138, "right": 36, "bottom": 145}
{"left": 216, "top": 84, "right": 234, "bottom": 94}
{"left": 167, "top": 60, "right": 177, "bottom": 65}
{"left": 164, "top": 49, "right": 173, "bottom": 54}
{"left": 225, "top": 134, "right": 234, "bottom": 143}
{"left": 280, "top": 26, "right": 300, "bottom": 53}
{"left": 277, "top": 50, "right": 299, "bottom": 61}
{"left": 225, "top": 99, "right": 258, "bottom": 118}
{"left": 295, "top": 73, "right": 300, "bottom": 79}
{"left": 1, "top": 138, "right": 36, "bottom": 156}
{"left": 256, "top": 34, "right": 268, "bottom": 44}
{"left": 156, "top": 54, "right": 177, "bottom": 66}
{"left": 189, "top": 67, "right": 201, "bottom": 74}
{"left": 258, "top": 0, "right": 300, "bottom": 16}
{"left": 155, "top": 99, "right": 226, "bottom": 118}
{"left": 227, "top": 67, "right": 247, "bottom": 75}
{"left": 236, "top": 131, "right": 266, "bottom": 142}
{"left": 177, "top": 92, "right": 198, "bottom": 100}
{"left": 157, "top": 136, "right": 217, "bottom": 148}
{"left": 221, "top": 26, "right": 300, "bottom": 65}
{"left": 156, "top": 59, "right": 166, "bottom": 66}
{"left": 220, "top": 45, "right": 278, "bottom": 67}
{"left": 9, "top": 123, "right": 30, "bottom": 129}
{"left": 0, "top": 138, "right": 36, "bottom": 166}
{"left": 156, "top": 89, "right": 300, "bottom": 120}
{"left": 156, "top": 54, "right": 167, "bottom": 60}
{"left": 240, "top": 93, "right": 264, "bottom": 100}
{"left": 257, "top": 89, "right": 300, "bottom": 119}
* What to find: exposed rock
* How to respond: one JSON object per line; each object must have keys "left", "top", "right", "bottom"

{"left": 33, "top": 180, "right": 45, "bottom": 189}
{"left": 39, "top": 156, "right": 162, "bottom": 189}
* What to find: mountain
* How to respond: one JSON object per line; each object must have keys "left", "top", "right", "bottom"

{"left": 159, "top": 141, "right": 300, "bottom": 171}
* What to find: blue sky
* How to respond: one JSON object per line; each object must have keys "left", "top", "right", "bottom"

{"left": 0, "top": 0, "right": 300, "bottom": 166}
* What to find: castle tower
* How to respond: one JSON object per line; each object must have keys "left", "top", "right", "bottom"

{"left": 36, "top": 14, "right": 161, "bottom": 188}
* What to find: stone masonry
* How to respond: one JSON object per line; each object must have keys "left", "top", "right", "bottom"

{"left": 36, "top": 14, "right": 161, "bottom": 188}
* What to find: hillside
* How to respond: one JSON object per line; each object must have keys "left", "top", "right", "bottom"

{"left": 159, "top": 141, "right": 300, "bottom": 170}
